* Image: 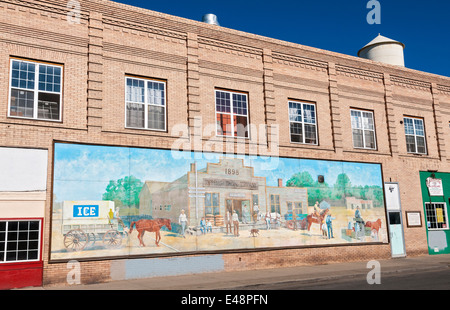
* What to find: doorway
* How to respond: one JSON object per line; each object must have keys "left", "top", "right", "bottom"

{"left": 384, "top": 182, "right": 406, "bottom": 257}
{"left": 226, "top": 199, "right": 251, "bottom": 223}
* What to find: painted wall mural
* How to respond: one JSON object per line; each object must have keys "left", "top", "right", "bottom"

{"left": 50, "top": 142, "right": 388, "bottom": 260}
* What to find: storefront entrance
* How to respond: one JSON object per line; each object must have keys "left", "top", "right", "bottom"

{"left": 226, "top": 199, "right": 252, "bottom": 223}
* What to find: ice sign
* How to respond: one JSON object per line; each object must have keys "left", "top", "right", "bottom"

{"left": 73, "top": 205, "right": 99, "bottom": 218}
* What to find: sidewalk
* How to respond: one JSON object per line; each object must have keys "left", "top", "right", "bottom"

{"left": 22, "top": 254, "right": 450, "bottom": 290}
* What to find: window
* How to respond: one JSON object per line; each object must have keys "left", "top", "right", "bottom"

{"left": 287, "top": 201, "right": 303, "bottom": 216}
{"left": 404, "top": 117, "right": 426, "bottom": 154}
{"left": 425, "top": 203, "right": 448, "bottom": 230}
{"left": 125, "top": 76, "right": 166, "bottom": 131}
{"left": 270, "top": 195, "right": 280, "bottom": 214}
{"left": 351, "top": 109, "right": 376, "bottom": 149}
{"left": 215, "top": 90, "right": 249, "bottom": 138}
{"left": 288, "top": 101, "right": 317, "bottom": 144}
{"left": 9, "top": 59, "right": 62, "bottom": 121}
{"left": 0, "top": 220, "right": 41, "bottom": 263}
{"left": 205, "top": 193, "right": 220, "bottom": 215}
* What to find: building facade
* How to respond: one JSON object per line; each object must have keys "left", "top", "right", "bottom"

{"left": 1, "top": 0, "right": 450, "bottom": 289}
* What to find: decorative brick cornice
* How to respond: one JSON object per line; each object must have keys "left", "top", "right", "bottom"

{"left": 437, "top": 84, "right": 450, "bottom": 96}
{"left": 102, "top": 17, "right": 187, "bottom": 41}
{"left": 198, "top": 60, "right": 262, "bottom": 79}
{"left": 335, "top": 65, "right": 383, "bottom": 83}
{"left": 391, "top": 75, "right": 431, "bottom": 90}
{"left": 198, "top": 37, "right": 262, "bottom": 58}
{"left": 272, "top": 52, "right": 328, "bottom": 72}
{"left": 3, "top": 0, "right": 89, "bottom": 19}
{"left": 103, "top": 42, "right": 187, "bottom": 65}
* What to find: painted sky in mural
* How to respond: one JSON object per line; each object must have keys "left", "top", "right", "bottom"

{"left": 53, "top": 143, "right": 383, "bottom": 201}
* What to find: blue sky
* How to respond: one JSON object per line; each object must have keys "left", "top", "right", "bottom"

{"left": 53, "top": 143, "right": 383, "bottom": 201}
{"left": 112, "top": 0, "right": 450, "bottom": 77}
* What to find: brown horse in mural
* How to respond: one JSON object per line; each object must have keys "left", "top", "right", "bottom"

{"left": 306, "top": 208, "right": 329, "bottom": 233}
{"left": 365, "top": 218, "right": 382, "bottom": 233}
{"left": 129, "top": 218, "right": 172, "bottom": 247}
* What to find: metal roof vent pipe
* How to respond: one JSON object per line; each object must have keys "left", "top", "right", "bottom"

{"left": 202, "top": 13, "right": 220, "bottom": 26}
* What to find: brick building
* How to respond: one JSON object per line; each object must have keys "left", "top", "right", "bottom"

{"left": 0, "top": 0, "right": 450, "bottom": 289}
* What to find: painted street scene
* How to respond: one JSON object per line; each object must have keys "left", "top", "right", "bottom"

{"left": 50, "top": 143, "right": 388, "bottom": 260}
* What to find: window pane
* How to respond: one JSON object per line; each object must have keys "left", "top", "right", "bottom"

{"left": 404, "top": 118, "right": 414, "bottom": 135}
{"left": 126, "top": 78, "right": 145, "bottom": 103}
{"left": 290, "top": 122, "right": 303, "bottom": 143}
{"left": 148, "top": 81, "right": 165, "bottom": 106}
{"left": 205, "top": 193, "right": 212, "bottom": 207}
{"left": 414, "top": 119, "right": 424, "bottom": 136}
{"left": 148, "top": 105, "right": 165, "bottom": 130}
{"left": 1, "top": 220, "right": 40, "bottom": 263}
{"left": 416, "top": 136, "right": 426, "bottom": 154}
{"left": 289, "top": 102, "right": 302, "bottom": 122}
{"left": 304, "top": 124, "right": 317, "bottom": 144}
{"left": 215, "top": 91, "right": 231, "bottom": 113}
{"left": 389, "top": 212, "right": 401, "bottom": 225}
{"left": 362, "top": 112, "right": 374, "bottom": 130}
{"left": 38, "top": 64, "right": 62, "bottom": 93}
{"left": 212, "top": 193, "right": 219, "bottom": 206}
{"left": 11, "top": 60, "right": 35, "bottom": 90}
{"left": 126, "top": 102, "right": 144, "bottom": 128}
{"left": 364, "top": 130, "right": 376, "bottom": 149}
{"left": 232, "top": 93, "right": 247, "bottom": 116}
{"left": 405, "top": 135, "right": 416, "bottom": 153}
{"left": 353, "top": 129, "right": 364, "bottom": 148}
{"left": 351, "top": 110, "right": 362, "bottom": 129}
{"left": 38, "top": 92, "right": 60, "bottom": 120}
{"left": 10, "top": 89, "right": 34, "bottom": 118}
{"left": 303, "top": 104, "right": 316, "bottom": 124}
{"left": 217, "top": 113, "right": 232, "bottom": 136}
{"left": 234, "top": 115, "right": 248, "bottom": 138}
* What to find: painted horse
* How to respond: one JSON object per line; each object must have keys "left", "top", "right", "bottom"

{"left": 306, "top": 208, "right": 329, "bottom": 233}
{"left": 365, "top": 218, "right": 382, "bottom": 233}
{"left": 129, "top": 218, "right": 172, "bottom": 247}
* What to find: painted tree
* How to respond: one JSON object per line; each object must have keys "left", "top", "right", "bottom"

{"left": 102, "top": 175, "right": 143, "bottom": 209}
{"left": 286, "top": 171, "right": 332, "bottom": 206}
{"left": 333, "top": 173, "right": 352, "bottom": 199}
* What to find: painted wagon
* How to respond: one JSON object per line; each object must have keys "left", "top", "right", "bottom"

{"left": 61, "top": 201, "right": 127, "bottom": 251}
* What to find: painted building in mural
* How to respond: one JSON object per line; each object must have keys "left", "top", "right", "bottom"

{"left": 140, "top": 158, "right": 308, "bottom": 229}
{"left": 1, "top": 0, "right": 450, "bottom": 289}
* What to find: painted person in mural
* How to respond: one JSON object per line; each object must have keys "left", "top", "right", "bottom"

{"left": 114, "top": 207, "right": 126, "bottom": 230}
{"left": 354, "top": 206, "right": 365, "bottom": 232}
{"left": 253, "top": 203, "right": 260, "bottom": 223}
{"left": 225, "top": 209, "right": 232, "bottom": 235}
{"left": 200, "top": 217, "right": 206, "bottom": 234}
{"left": 179, "top": 209, "right": 188, "bottom": 238}
{"left": 232, "top": 210, "right": 240, "bottom": 237}
{"left": 326, "top": 212, "right": 335, "bottom": 239}
{"left": 265, "top": 211, "right": 271, "bottom": 230}
{"left": 313, "top": 201, "right": 320, "bottom": 219}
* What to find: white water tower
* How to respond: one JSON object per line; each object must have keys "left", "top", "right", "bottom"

{"left": 358, "top": 34, "right": 405, "bottom": 67}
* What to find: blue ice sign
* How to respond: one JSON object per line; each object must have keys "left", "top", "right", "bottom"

{"left": 73, "top": 205, "right": 99, "bottom": 218}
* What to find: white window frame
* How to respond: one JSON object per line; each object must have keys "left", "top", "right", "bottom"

{"left": 215, "top": 89, "right": 250, "bottom": 139}
{"left": 8, "top": 59, "right": 63, "bottom": 122}
{"left": 288, "top": 100, "right": 318, "bottom": 145}
{"left": 124, "top": 76, "right": 167, "bottom": 132}
{"left": 404, "top": 116, "right": 427, "bottom": 154}
{"left": 350, "top": 109, "right": 377, "bottom": 150}
{"left": 0, "top": 219, "right": 42, "bottom": 264}
{"left": 425, "top": 202, "right": 449, "bottom": 231}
